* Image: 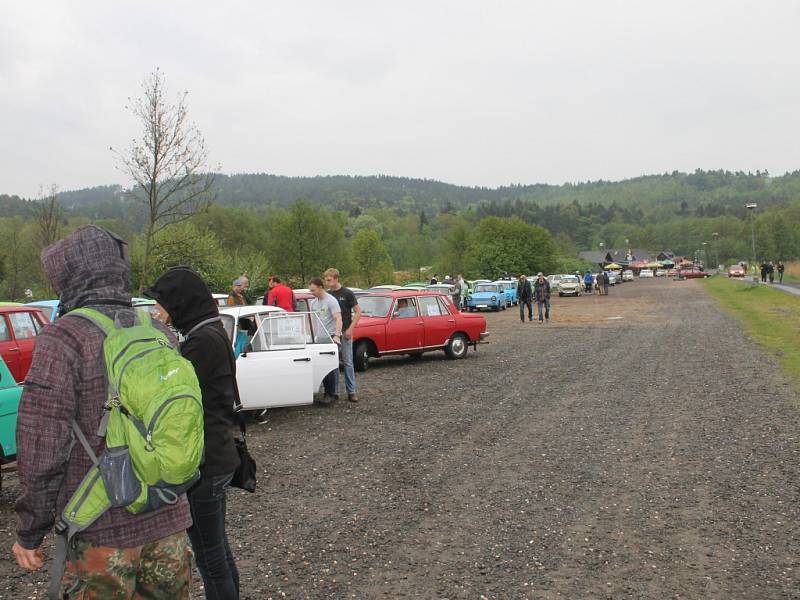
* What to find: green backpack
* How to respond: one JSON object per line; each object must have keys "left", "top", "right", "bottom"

{"left": 51, "top": 307, "right": 204, "bottom": 597}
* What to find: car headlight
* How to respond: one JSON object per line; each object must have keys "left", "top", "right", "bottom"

{"left": 491, "top": 296, "right": 496, "bottom": 301}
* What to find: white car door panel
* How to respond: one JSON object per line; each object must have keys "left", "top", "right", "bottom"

{"left": 236, "top": 349, "right": 313, "bottom": 409}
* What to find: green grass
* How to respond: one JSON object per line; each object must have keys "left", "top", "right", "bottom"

{"left": 702, "top": 277, "right": 800, "bottom": 382}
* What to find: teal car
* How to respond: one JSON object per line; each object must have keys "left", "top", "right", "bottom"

{"left": 493, "top": 280, "right": 518, "bottom": 307}
{"left": 0, "top": 355, "right": 22, "bottom": 488}
{"left": 466, "top": 283, "right": 506, "bottom": 312}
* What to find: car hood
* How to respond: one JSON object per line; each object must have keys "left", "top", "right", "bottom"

{"left": 470, "top": 291, "right": 500, "bottom": 299}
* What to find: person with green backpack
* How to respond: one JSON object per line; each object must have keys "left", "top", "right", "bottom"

{"left": 13, "top": 225, "right": 201, "bottom": 599}
{"left": 146, "top": 266, "right": 242, "bottom": 600}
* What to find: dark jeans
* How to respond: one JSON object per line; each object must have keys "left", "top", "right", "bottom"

{"left": 519, "top": 300, "right": 532, "bottom": 321}
{"left": 187, "top": 472, "right": 239, "bottom": 600}
{"left": 536, "top": 298, "right": 550, "bottom": 321}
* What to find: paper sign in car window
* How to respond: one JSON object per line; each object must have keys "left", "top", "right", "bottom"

{"left": 272, "top": 315, "right": 306, "bottom": 346}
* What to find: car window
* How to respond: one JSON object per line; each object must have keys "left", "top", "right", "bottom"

{"left": 418, "top": 296, "right": 444, "bottom": 317}
{"left": 9, "top": 312, "right": 38, "bottom": 340}
{"left": 358, "top": 296, "right": 393, "bottom": 318}
{"left": 251, "top": 313, "right": 308, "bottom": 351}
{"left": 474, "top": 284, "right": 496, "bottom": 293}
{"left": 436, "top": 296, "right": 451, "bottom": 315}
{"left": 0, "top": 317, "right": 9, "bottom": 342}
{"left": 393, "top": 297, "right": 418, "bottom": 319}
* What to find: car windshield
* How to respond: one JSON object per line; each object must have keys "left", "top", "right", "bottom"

{"left": 561, "top": 276, "right": 578, "bottom": 283}
{"left": 357, "top": 295, "right": 394, "bottom": 317}
{"left": 474, "top": 284, "right": 498, "bottom": 293}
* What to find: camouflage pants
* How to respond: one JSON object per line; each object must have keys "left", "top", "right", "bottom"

{"left": 60, "top": 531, "right": 191, "bottom": 599}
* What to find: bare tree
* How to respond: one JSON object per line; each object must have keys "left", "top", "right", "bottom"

{"left": 34, "top": 184, "right": 64, "bottom": 250}
{"left": 112, "top": 68, "right": 217, "bottom": 293}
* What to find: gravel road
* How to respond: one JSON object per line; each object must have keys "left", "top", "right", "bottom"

{"left": 2, "top": 279, "right": 798, "bottom": 599}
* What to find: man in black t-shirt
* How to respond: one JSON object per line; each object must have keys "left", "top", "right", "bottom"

{"left": 324, "top": 268, "right": 362, "bottom": 402}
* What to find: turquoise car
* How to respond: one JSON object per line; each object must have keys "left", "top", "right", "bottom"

{"left": 0, "top": 355, "right": 22, "bottom": 488}
{"left": 466, "top": 283, "right": 506, "bottom": 312}
{"left": 493, "top": 280, "right": 518, "bottom": 307}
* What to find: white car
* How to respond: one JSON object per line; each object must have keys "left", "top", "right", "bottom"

{"left": 655, "top": 269, "right": 667, "bottom": 277}
{"left": 606, "top": 272, "right": 619, "bottom": 285}
{"left": 622, "top": 270, "right": 634, "bottom": 282}
{"left": 557, "top": 276, "right": 582, "bottom": 296}
{"left": 219, "top": 306, "right": 339, "bottom": 410}
{"left": 639, "top": 269, "right": 654, "bottom": 278}
{"left": 212, "top": 293, "right": 228, "bottom": 306}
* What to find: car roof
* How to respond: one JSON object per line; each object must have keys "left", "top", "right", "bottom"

{"left": 361, "top": 290, "right": 452, "bottom": 298}
{"left": 26, "top": 300, "right": 59, "bottom": 307}
{"left": 0, "top": 304, "right": 46, "bottom": 313}
{"left": 219, "top": 305, "right": 286, "bottom": 318}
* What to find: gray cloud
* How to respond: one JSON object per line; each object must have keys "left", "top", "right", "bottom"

{"left": 2, "top": 0, "right": 799, "bottom": 197}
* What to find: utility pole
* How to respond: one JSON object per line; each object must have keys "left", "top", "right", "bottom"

{"left": 712, "top": 232, "right": 719, "bottom": 270}
{"left": 746, "top": 203, "right": 758, "bottom": 284}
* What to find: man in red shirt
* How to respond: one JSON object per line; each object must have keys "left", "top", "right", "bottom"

{"left": 264, "top": 276, "right": 295, "bottom": 312}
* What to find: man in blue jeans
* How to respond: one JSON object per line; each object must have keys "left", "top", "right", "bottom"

{"left": 533, "top": 272, "right": 551, "bottom": 323}
{"left": 325, "top": 268, "right": 362, "bottom": 403}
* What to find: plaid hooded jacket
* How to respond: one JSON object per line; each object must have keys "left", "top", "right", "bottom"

{"left": 15, "top": 225, "right": 191, "bottom": 549}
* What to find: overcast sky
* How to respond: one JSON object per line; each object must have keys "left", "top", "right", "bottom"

{"left": 2, "top": 1, "right": 799, "bottom": 198}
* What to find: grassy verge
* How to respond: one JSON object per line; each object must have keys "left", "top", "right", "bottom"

{"left": 702, "top": 277, "right": 800, "bottom": 382}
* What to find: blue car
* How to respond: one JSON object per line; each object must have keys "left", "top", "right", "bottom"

{"left": 26, "top": 300, "right": 59, "bottom": 321}
{"left": 493, "top": 280, "right": 518, "bottom": 307}
{"left": 466, "top": 283, "right": 506, "bottom": 312}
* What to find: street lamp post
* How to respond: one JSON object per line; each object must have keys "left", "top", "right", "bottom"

{"left": 746, "top": 203, "right": 758, "bottom": 284}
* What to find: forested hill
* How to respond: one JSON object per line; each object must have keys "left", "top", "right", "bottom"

{"left": 4, "top": 169, "right": 800, "bottom": 218}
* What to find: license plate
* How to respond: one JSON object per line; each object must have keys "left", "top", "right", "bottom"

{"left": 477, "top": 304, "right": 487, "bottom": 308}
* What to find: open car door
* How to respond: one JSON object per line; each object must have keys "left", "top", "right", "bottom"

{"left": 300, "top": 312, "right": 339, "bottom": 392}
{"left": 235, "top": 313, "right": 314, "bottom": 409}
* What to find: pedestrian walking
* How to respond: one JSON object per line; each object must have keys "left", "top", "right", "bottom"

{"left": 777, "top": 261, "right": 785, "bottom": 283}
{"left": 760, "top": 262, "right": 768, "bottom": 283}
{"left": 325, "top": 268, "right": 361, "bottom": 403}
{"left": 458, "top": 274, "right": 467, "bottom": 309}
{"left": 595, "top": 270, "right": 605, "bottom": 295}
{"left": 226, "top": 276, "right": 251, "bottom": 305}
{"left": 147, "top": 266, "right": 242, "bottom": 599}
{"left": 517, "top": 274, "right": 533, "bottom": 322}
{"left": 309, "top": 277, "right": 343, "bottom": 404}
{"left": 584, "top": 270, "right": 593, "bottom": 294}
{"left": 13, "top": 226, "right": 194, "bottom": 599}
{"left": 533, "top": 272, "right": 550, "bottom": 323}
{"left": 767, "top": 261, "right": 775, "bottom": 283}
{"left": 451, "top": 277, "right": 463, "bottom": 310}
{"left": 602, "top": 270, "right": 610, "bottom": 295}
{"left": 265, "top": 275, "right": 295, "bottom": 312}
{"left": 430, "top": 274, "right": 439, "bottom": 285}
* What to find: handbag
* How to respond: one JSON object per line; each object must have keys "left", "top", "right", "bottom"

{"left": 230, "top": 357, "right": 257, "bottom": 493}
{"left": 231, "top": 421, "right": 257, "bottom": 493}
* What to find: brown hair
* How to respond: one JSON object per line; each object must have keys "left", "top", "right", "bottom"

{"left": 324, "top": 268, "right": 340, "bottom": 280}
{"left": 309, "top": 277, "right": 324, "bottom": 288}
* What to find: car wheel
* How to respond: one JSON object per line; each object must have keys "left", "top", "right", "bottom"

{"left": 493, "top": 305, "right": 500, "bottom": 312}
{"left": 445, "top": 333, "right": 468, "bottom": 359}
{"left": 501, "top": 303, "right": 506, "bottom": 311}
{"left": 354, "top": 340, "right": 370, "bottom": 372}
{"left": 559, "top": 292, "right": 563, "bottom": 297}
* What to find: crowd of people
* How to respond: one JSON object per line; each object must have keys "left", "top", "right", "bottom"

{"left": 760, "top": 261, "right": 785, "bottom": 284}
{"left": 11, "top": 226, "right": 366, "bottom": 599}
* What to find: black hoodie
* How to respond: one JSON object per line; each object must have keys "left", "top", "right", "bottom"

{"left": 146, "top": 267, "right": 240, "bottom": 477}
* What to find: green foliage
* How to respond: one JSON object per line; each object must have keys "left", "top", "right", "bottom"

{"left": 465, "top": 217, "right": 558, "bottom": 278}
{"left": 350, "top": 229, "right": 393, "bottom": 287}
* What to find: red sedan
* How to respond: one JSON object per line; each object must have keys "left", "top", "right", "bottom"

{"left": 679, "top": 269, "right": 711, "bottom": 279}
{"left": 350, "top": 291, "right": 488, "bottom": 370}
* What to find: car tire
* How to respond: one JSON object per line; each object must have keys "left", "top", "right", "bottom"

{"left": 445, "top": 333, "right": 468, "bottom": 359}
{"left": 559, "top": 292, "right": 563, "bottom": 297}
{"left": 354, "top": 340, "right": 370, "bottom": 372}
{"left": 493, "top": 305, "right": 500, "bottom": 312}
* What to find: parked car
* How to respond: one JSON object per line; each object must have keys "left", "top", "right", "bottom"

{"left": 679, "top": 269, "right": 711, "bottom": 279}
{"left": 667, "top": 268, "right": 678, "bottom": 277}
{"left": 0, "top": 355, "right": 21, "bottom": 490}
{"left": 546, "top": 274, "right": 563, "bottom": 290}
{"left": 607, "top": 271, "right": 619, "bottom": 285}
{"left": 466, "top": 283, "right": 506, "bottom": 312}
{"left": 427, "top": 284, "right": 455, "bottom": 297}
{"left": 621, "top": 270, "right": 634, "bottom": 282}
{"left": 0, "top": 306, "right": 49, "bottom": 383}
{"left": 26, "top": 299, "right": 60, "bottom": 321}
{"left": 367, "top": 285, "right": 404, "bottom": 292}
{"left": 557, "top": 275, "right": 582, "bottom": 296}
{"left": 351, "top": 291, "right": 488, "bottom": 371}
{"left": 728, "top": 265, "right": 746, "bottom": 278}
{"left": 493, "top": 280, "right": 518, "bottom": 306}
{"left": 639, "top": 269, "right": 654, "bottom": 278}
{"left": 655, "top": 269, "right": 667, "bottom": 277}
{"left": 219, "top": 305, "right": 339, "bottom": 410}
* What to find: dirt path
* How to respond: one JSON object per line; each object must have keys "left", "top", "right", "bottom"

{"left": 1, "top": 279, "right": 798, "bottom": 599}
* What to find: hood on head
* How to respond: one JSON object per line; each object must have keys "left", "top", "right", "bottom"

{"left": 41, "top": 225, "right": 131, "bottom": 315}
{"left": 145, "top": 266, "right": 218, "bottom": 333}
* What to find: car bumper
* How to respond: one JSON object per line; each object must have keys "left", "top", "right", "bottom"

{"left": 479, "top": 331, "right": 490, "bottom": 341}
